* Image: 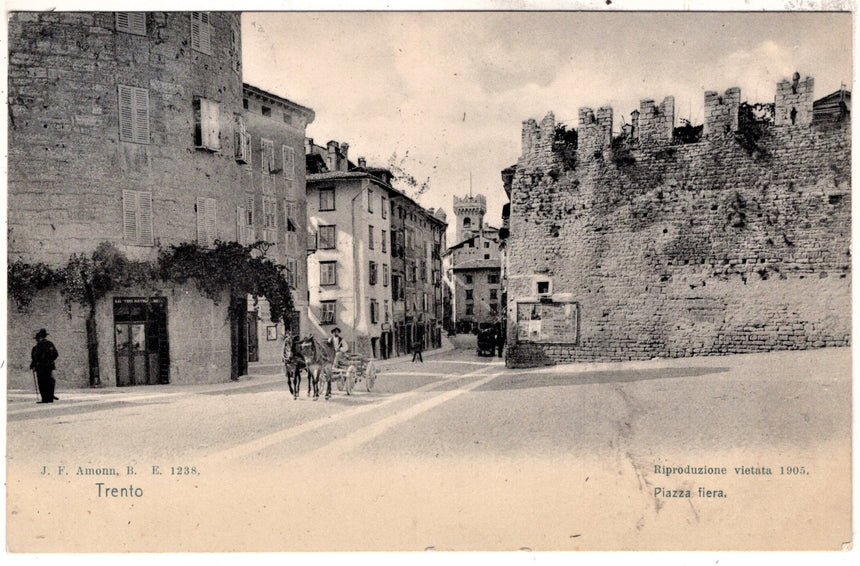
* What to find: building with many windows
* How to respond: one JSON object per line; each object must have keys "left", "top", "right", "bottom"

{"left": 240, "top": 84, "right": 314, "bottom": 366}
{"left": 389, "top": 195, "right": 448, "bottom": 355}
{"left": 445, "top": 194, "right": 503, "bottom": 332}
{"left": 306, "top": 141, "right": 446, "bottom": 358}
{"left": 6, "top": 12, "right": 312, "bottom": 388}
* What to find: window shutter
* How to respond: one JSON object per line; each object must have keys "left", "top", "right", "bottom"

{"left": 236, "top": 206, "right": 246, "bottom": 245}
{"left": 203, "top": 98, "right": 220, "bottom": 150}
{"left": 206, "top": 198, "right": 217, "bottom": 246}
{"left": 139, "top": 191, "right": 153, "bottom": 245}
{"left": 123, "top": 190, "right": 138, "bottom": 243}
{"left": 283, "top": 146, "right": 295, "bottom": 180}
{"left": 200, "top": 12, "right": 212, "bottom": 53}
{"left": 261, "top": 140, "right": 267, "bottom": 172}
{"left": 116, "top": 12, "right": 146, "bottom": 35}
{"left": 196, "top": 197, "right": 206, "bottom": 244}
{"left": 201, "top": 99, "right": 212, "bottom": 148}
{"left": 197, "top": 197, "right": 217, "bottom": 246}
{"left": 133, "top": 87, "right": 149, "bottom": 144}
{"left": 234, "top": 117, "right": 241, "bottom": 158}
{"left": 116, "top": 12, "right": 130, "bottom": 31}
{"left": 246, "top": 195, "right": 255, "bottom": 243}
{"left": 261, "top": 139, "right": 274, "bottom": 173}
{"left": 191, "top": 13, "right": 201, "bottom": 48}
{"left": 289, "top": 259, "right": 298, "bottom": 289}
{"left": 191, "top": 12, "right": 211, "bottom": 54}
{"left": 130, "top": 12, "right": 146, "bottom": 35}
{"left": 123, "top": 190, "right": 153, "bottom": 245}
{"left": 234, "top": 115, "right": 248, "bottom": 163}
{"left": 118, "top": 85, "right": 134, "bottom": 142}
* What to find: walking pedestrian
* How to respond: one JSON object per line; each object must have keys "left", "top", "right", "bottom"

{"left": 30, "top": 328, "right": 59, "bottom": 403}
{"left": 411, "top": 339, "right": 423, "bottom": 363}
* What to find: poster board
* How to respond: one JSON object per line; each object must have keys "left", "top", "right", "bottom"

{"left": 515, "top": 300, "right": 579, "bottom": 344}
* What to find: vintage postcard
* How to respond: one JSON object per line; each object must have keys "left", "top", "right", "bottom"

{"left": 3, "top": 1, "right": 856, "bottom": 562}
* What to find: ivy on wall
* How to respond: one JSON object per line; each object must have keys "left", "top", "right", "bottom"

{"left": 8, "top": 240, "right": 295, "bottom": 323}
{"left": 8, "top": 259, "right": 56, "bottom": 309}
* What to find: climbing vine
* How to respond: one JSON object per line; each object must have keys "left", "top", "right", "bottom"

{"left": 8, "top": 240, "right": 294, "bottom": 323}
{"left": 159, "top": 240, "right": 294, "bottom": 323}
{"left": 7, "top": 259, "right": 57, "bottom": 309}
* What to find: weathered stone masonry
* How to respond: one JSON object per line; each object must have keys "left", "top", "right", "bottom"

{"left": 507, "top": 76, "right": 850, "bottom": 367}
{"left": 7, "top": 12, "right": 246, "bottom": 388}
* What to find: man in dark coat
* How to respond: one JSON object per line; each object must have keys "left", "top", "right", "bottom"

{"left": 30, "top": 328, "right": 59, "bottom": 403}
{"left": 411, "top": 338, "right": 423, "bottom": 363}
{"left": 494, "top": 322, "right": 505, "bottom": 358}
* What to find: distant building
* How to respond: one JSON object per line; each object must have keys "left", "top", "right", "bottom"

{"left": 389, "top": 195, "right": 447, "bottom": 355}
{"left": 445, "top": 194, "right": 503, "bottom": 332}
{"left": 812, "top": 87, "right": 851, "bottom": 123}
{"left": 499, "top": 165, "right": 515, "bottom": 331}
{"left": 306, "top": 141, "right": 446, "bottom": 357}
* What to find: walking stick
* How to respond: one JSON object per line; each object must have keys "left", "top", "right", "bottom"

{"left": 32, "top": 369, "right": 41, "bottom": 402}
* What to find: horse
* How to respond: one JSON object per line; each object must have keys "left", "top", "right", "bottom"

{"left": 296, "top": 336, "right": 335, "bottom": 400}
{"left": 282, "top": 331, "right": 305, "bottom": 400}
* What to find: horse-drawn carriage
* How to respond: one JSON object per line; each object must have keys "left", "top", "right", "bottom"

{"left": 283, "top": 332, "right": 377, "bottom": 400}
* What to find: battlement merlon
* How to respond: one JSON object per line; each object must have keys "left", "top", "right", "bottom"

{"left": 520, "top": 112, "right": 556, "bottom": 161}
{"left": 638, "top": 96, "right": 675, "bottom": 143}
{"left": 454, "top": 194, "right": 487, "bottom": 207}
{"left": 775, "top": 74, "right": 814, "bottom": 126}
{"left": 704, "top": 87, "right": 741, "bottom": 137}
{"left": 577, "top": 105, "right": 613, "bottom": 154}
{"left": 521, "top": 118, "right": 539, "bottom": 157}
{"left": 518, "top": 72, "right": 825, "bottom": 161}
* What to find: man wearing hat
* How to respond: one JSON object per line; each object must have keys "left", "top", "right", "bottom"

{"left": 30, "top": 328, "right": 59, "bottom": 403}
{"left": 326, "top": 327, "right": 349, "bottom": 367}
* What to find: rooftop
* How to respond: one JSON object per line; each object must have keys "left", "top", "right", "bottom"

{"left": 243, "top": 83, "right": 315, "bottom": 122}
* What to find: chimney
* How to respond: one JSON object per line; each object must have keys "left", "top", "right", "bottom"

{"left": 326, "top": 140, "right": 339, "bottom": 171}
{"left": 340, "top": 142, "right": 349, "bottom": 163}
{"left": 358, "top": 156, "right": 366, "bottom": 168}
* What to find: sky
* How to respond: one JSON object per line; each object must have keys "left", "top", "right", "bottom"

{"left": 241, "top": 10, "right": 851, "bottom": 244}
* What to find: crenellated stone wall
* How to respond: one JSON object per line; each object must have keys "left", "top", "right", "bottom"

{"left": 507, "top": 74, "right": 850, "bottom": 367}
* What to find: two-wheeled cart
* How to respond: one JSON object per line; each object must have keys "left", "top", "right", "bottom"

{"left": 330, "top": 353, "right": 377, "bottom": 395}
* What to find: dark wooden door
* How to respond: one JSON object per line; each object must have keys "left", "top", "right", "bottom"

{"left": 113, "top": 298, "right": 168, "bottom": 386}
{"left": 247, "top": 311, "right": 259, "bottom": 363}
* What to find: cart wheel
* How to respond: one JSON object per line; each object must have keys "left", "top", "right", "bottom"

{"left": 365, "top": 361, "right": 377, "bottom": 392}
{"left": 335, "top": 371, "right": 345, "bottom": 391}
{"left": 345, "top": 365, "right": 356, "bottom": 395}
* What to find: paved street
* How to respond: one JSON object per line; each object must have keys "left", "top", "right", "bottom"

{"left": 6, "top": 341, "right": 851, "bottom": 552}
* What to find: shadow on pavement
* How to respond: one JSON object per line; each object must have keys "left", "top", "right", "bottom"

{"left": 7, "top": 399, "right": 169, "bottom": 422}
{"left": 475, "top": 366, "right": 731, "bottom": 391}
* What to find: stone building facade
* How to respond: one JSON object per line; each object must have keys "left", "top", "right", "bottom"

{"left": 445, "top": 194, "right": 503, "bottom": 331}
{"left": 506, "top": 74, "right": 850, "bottom": 367}
{"left": 240, "top": 84, "right": 314, "bottom": 367}
{"left": 7, "top": 12, "right": 312, "bottom": 388}
{"left": 306, "top": 141, "right": 446, "bottom": 358}
{"left": 391, "top": 195, "right": 447, "bottom": 354}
